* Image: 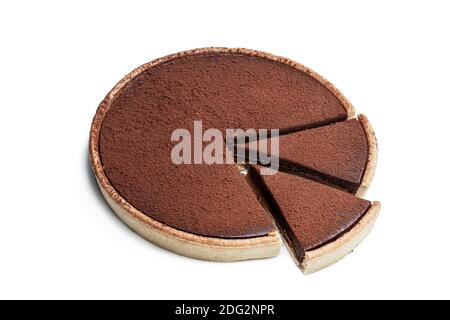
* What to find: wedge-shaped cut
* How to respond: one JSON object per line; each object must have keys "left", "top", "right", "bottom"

{"left": 249, "top": 168, "right": 380, "bottom": 274}
{"left": 240, "top": 115, "right": 377, "bottom": 195}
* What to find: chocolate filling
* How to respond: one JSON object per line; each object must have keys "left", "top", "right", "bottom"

{"left": 97, "top": 49, "right": 353, "bottom": 238}
{"left": 236, "top": 119, "right": 369, "bottom": 194}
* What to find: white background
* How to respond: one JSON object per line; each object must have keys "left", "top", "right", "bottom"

{"left": 1, "top": 1, "right": 449, "bottom": 300}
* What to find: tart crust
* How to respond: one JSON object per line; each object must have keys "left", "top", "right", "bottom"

{"left": 356, "top": 114, "right": 378, "bottom": 197}
{"left": 89, "top": 47, "right": 357, "bottom": 262}
{"left": 96, "top": 179, "right": 281, "bottom": 261}
{"left": 301, "top": 201, "right": 381, "bottom": 274}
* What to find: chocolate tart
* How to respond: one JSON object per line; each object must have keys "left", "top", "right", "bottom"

{"left": 248, "top": 168, "right": 380, "bottom": 274}
{"left": 238, "top": 114, "right": 378, "bottom": 195}
{"left": 90, "top": 47, "right": 373, "bottom": 264}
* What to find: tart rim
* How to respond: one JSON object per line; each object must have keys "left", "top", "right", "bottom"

{"left": 356, "top": 114, "right": 378, "bottom": 197}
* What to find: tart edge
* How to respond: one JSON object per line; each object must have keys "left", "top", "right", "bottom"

{"left": 94, "top": 177, "right": 281, "bottom": 262}
{"left": 356, "top": 114, "right": 378, "bottom": 197}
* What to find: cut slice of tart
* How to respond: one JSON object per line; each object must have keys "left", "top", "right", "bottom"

{"left": 248, "top": 167, "right": 380, "bottom": 274}
{"left": 90, "top": 47, "right": 361, "bottom": 262}
{"left": 238, "top": 115, "right": 377, "bottom": 195}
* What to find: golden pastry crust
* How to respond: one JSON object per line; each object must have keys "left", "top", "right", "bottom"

{"left": 356, "top": 114, "right": 378, "bottom": 197}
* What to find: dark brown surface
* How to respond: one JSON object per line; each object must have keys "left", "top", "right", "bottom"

{"left": 98, "top": 50, "right": 350, "bottom": 238}
{"left": 242, "top": 119, "right": 369, "bottom": 193}
{"left": 258, "top": 169, "right": 371, "bottom": 260}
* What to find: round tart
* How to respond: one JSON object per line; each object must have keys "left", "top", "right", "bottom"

{"left": 90, "top": 47, "right": 379, "bottom": 270}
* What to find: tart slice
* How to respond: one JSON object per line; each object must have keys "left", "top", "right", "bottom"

{"left": 248, "top": 167, "right": 380, "bottom": 274}
{"left": 239, "top": 115, "right": 377, "bottom": 195}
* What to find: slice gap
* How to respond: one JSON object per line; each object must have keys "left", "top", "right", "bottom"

{"left": 235, "top": 114, "right": 376, "bottom": 195}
